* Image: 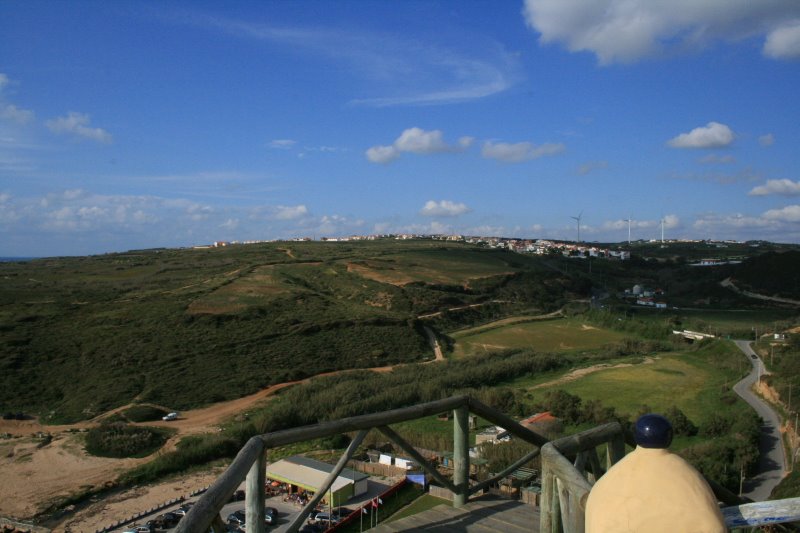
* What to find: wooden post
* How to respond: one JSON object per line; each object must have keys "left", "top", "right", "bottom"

{"left": 453, "top": 405, "right": 470, "bottom": 507}
{"left": 607, "top": 432, "right": 626, "bottom": 468}
{"left": 540, "top": 470, "right": 554, "bottom": 533}
{"left": 287, "top": 430, "right": 369, "bottom": 532}
{"left": 176, "top": 437, "right": 265, "bottom": 533}
{"left": 246, "top": 447, "right": 266, "bottom": 533}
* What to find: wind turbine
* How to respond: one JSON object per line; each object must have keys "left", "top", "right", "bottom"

{"left": 625, "top": 215, "right": 632, "bottom": 245}
{"left": 571, "top": 211, "right": 583, "bottom": 243}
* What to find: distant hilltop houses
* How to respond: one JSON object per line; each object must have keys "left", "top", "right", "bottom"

{"left": 196, "top": 234, "right": 755, "bottom": 265}
{"left": 624, "top": 284, "right": 669, "bottom": 309}
{"left": 197, "top": 234, "right": 633, "bottom": 260}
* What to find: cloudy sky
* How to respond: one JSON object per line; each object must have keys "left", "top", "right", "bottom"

{"left": 2, "top": 1, "right": 800, "bottom": 257}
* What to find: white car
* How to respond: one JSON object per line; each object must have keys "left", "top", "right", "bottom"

{"left": 162, "top": 412, "right": 179, "bottom": 421}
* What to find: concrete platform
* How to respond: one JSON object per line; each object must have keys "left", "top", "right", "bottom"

{"left": 373, "top": 494, "right": 539, "bottom": 532}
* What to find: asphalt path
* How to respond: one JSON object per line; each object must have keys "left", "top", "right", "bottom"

{"left": 733, "top": 340, "right": 787, "bottom": 501}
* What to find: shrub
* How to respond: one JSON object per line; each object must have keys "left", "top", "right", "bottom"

{"left": 122, "top": 405, "right": 169, "bottom": 422}
{"left": 85, "top": 422, "right": 170, "bottom": 458}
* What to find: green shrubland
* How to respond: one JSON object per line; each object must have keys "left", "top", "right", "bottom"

{"left": 85, "top": 422, "right": 172, "bottom": 458}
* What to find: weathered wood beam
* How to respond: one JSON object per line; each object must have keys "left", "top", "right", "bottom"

{"left": 210, "top": 514, "right": 227, "bottom": 533}
{"left": 582, "top": 447, "right": 603, "bottom": 483}
{"left": 722, "top": 497, "right": 800, "bottom": 528}
{"left": 542, "top": 442, "right": 592, "bottom": 533}
{"left": 259, "top": 395, "right": 469, "bottom": 448}
{"left": 467, "top": 397, "right": 549, "bottom": 447}
{"left": 540, "top": 470, "right": 560, "bottom": 533}
{"left": 378, "top": 425, "right": 458, "bottom": 494}
{"left": 469, "top": 447, "right": 540, "bottom": 495}
{"left": 606, "top": 432, "right": 626, "bottom": 468}
{"left": 245, "top": 447, "right": 266, "bottom": 533}
{"left": 549, "top": 422, "right": 622, "bottom": 458}
{"left": 286, "top": 430, "right": 368, "bottom": 532}
{"left": 177, "top": 437, "right": 265, "bottom": 533}
{"left": 453, "top": 405, "right": 470, "bottom": 507}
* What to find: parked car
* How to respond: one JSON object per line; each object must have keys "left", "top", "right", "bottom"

{"left": 309, "top": 512, "right": 339, "bottom": 526}
{"left": 162, "top": 412, "right": 179, "bottom": 421}
{"left": 174, "top": 501, "right": 195, "bottom": 516}
{"left": 154, "top": 512, "right": 181, "bottom": 528}
{"left": 122, "top": 526, "right": 153, "bottom": 533}
{"left": 227, "top": 510, "right": 246, "bottom": 526}
{"left": 229, "top": 489, "right": 246, "bottom": 502}
{"left": 264, "top": 507, "right": 278, "bottom": 525}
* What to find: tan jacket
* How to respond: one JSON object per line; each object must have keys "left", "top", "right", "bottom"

{"left": 585, "top": 446, "right": 726, "bottom": 533}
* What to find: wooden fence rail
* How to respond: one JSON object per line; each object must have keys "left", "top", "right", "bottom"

{"left": 175, "top": 395, "right": 547, "bottom": 533}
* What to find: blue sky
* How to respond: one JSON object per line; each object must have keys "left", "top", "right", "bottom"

{"left": 1, "top": 0, "right": 800, "bottom": 257}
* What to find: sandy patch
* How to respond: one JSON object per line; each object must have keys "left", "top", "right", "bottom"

{"left": 58, "top": 470, "right": 223, "bottom": 533}
{"left": 531, "top": 357, "right": 657, "bottom": 390}
{"left": 0, "top": 433, "right": 143, "bottom": 520}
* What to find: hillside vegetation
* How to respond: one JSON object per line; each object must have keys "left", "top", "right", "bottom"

{"left": 0, "top": 240, "right": 582, "bottom": 423}
{"left": 732, "top": 250, "right": 800, "bottom": 300}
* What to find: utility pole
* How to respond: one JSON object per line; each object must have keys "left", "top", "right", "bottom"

{"left": 739, "top": 461, "right": 744, "bottom": 496}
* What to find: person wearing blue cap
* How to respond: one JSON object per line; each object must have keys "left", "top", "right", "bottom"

{"left": 585, "top": 413, "right": 726, "bottom": 532}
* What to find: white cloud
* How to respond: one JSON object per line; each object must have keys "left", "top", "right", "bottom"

{"left": 662, "top": 214, "right": 680, "bottom": 229}
{"left": 522, "top": 0, "right": 800, "bottom": 65}
{"left": 763, "top": 21, "right": 800, "bottom": 59}
{"left": 365, "top": 145, "right": 399, "bottom": 164}
{"left": 749, "top": 179, "right": 800, "bottom": 197}
{"left": 481, "top": 140, "right": 565, "bottom": 163}
{"left": 420, "top": 200, "right": 471, "bottom": 217}
{"left": 45, "top": 112, "right": 113, "bottom": 143}
{"left": 365, "top": 127, "right": 470, "bottom": 164}
{"left": 272, "top": 204, "right": 309, "bottom": 220}
{"left": 693, "top": 213, "right": 773, "bottom": 231}
{"left": 763, "top": 205, "right": 800, "bottom": 223}
{"left": 602, "top": 215, "right": 680, "bottom": 233}
{"left": 0, "top": 74, "right": 8, "bottom": 91}
{"left": 759, "top": 133, "right": 775, "bottom": 146}
{"left": 395, "top": 128, "right": 449, "bottom": 154}
{"left": 220, "top": 218, "right": 239, "bottom": 230}
{"left": 467, "top": 225, "right": 508, "bottom": 236}
{"left": 269, "top": 139, "right": 296, "bottom": 149}
{"left": 1, "top": 104, "right": 34, "bottom": 124}
{"left": 668, "top": 122, "right": 734, "bottom": 149}
{"left": 196, "top": 16, "right": 518, "bottom": 107}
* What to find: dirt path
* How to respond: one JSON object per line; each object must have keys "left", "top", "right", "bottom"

{"left": 721, "top": 278, "right": 800, "bottom": 306}
{"left": 529, "top": 357, "right": 657, "bottom": 390}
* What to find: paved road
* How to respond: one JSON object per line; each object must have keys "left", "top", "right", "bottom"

{"left": 733, "top": 340, "right": 787, "bottom": 501}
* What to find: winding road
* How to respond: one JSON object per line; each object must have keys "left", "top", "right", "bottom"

{"left": 733, "top": 340, "right": 787, "bottom": 501}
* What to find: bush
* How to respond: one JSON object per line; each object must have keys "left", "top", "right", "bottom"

{"left": 85, "top": 422, "right": 170, "bottom": 458}
{"left": 122, "top": 405, "right": 169, "bottom": 422}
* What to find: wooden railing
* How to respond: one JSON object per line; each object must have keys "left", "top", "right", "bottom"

{"left": 540, "top": 422, "right": 800, "bottom": 532}
{"left": 175, "top": 395, "right": 548, "bottom": 533}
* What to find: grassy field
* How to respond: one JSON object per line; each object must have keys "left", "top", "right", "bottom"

{"left": 524, "top": 342, "right": 744, "bottom": 427}
{"left": 631, "top": 307, "right": 798, "bottom": 338}
{"left": 347, "top": 247, "right": 534, "bottom": 286}
{"left": 451, "top": 317, "right": 631, "bottom": 357}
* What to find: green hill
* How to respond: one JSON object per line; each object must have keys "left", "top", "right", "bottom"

{"left": 0, "top": 239, "right": 580, "bottom": 423}
{"left": 731, "top": 250, "right": 800, "bottom": 300}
